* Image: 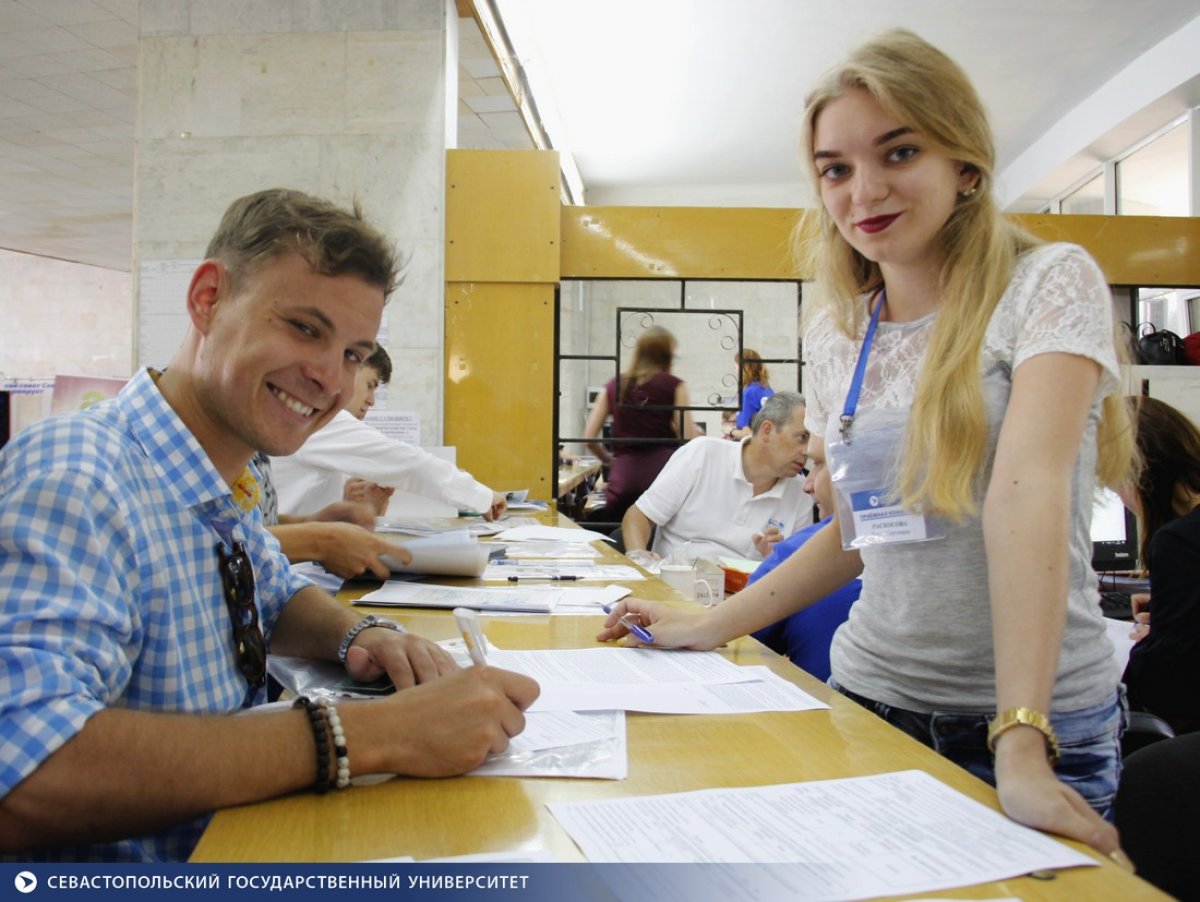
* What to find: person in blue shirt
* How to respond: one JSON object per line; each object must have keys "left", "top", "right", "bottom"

{"left": 730, "top": 348, "right": 775, "bottom": 440}
{"left": 749, "top": 439, "right": 859, "bottom": 680}
{"left": 0, "top": 188, "right": 537, "bottom": 861}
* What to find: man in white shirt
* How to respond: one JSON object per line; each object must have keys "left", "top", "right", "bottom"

{"left": 272, "top": 346, "right": 506, "bottom": 523}
{"left": 621, "top": 391, "right": 815, "bottom": 563}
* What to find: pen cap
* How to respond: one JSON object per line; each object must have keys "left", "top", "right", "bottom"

{"left": 452, "top": 606, "right": 490, "bottom": 657}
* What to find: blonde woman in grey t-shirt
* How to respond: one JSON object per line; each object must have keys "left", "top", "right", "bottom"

{"left": 600, "top": 30, "right": 1136, "bottom": 861}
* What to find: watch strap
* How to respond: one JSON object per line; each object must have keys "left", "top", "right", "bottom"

{"left": 987, "top": 706, "right": 1060, "bottom": 764}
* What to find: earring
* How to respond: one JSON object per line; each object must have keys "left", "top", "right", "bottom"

{"left": 959, "top": 186, "right": 977, "bottom": 198}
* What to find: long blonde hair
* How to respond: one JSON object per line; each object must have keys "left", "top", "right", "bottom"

{"left": 795, "top": 29, "right": 1134, "bottom": 518}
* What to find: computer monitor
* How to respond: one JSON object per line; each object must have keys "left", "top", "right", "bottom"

{"left": 1090, "top": 487, "right": 1139, "bottom": 572}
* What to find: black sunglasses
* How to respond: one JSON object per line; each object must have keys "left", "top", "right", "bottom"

{"left": 217, "top": 541, "right": 266, "bottom": 689}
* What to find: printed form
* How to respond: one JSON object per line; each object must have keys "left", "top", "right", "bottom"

{"left": 486, "top": 647, "right": 829, "bottom": 715}
{"left": 549, "top": 770, "right": 1096, "bottom": 900}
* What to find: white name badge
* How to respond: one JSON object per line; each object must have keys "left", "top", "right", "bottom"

{"left": 847, "top": 488, "right": 929, "bottom": 544}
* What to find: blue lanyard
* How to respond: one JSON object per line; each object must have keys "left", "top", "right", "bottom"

{"left": 838, "top": 289, "right": 886, "bottom": 444}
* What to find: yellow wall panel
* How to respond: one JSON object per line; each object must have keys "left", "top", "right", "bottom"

{"left": 562, "top": 206, "right": 1200, "bottom": 287}
{"left": 446, "top": 150, "right": 561, "bottom": 284}
{"left": 1015, "top": 214, "right": 1200, "bottom": 286}
{"left": 444, "top": 282, "right": 555, "bottom": 501}
{"left": 561, "top": 206, "right": 813, "bottom": 279}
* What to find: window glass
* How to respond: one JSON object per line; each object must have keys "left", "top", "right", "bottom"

{"left": 1061, "top": 172, "right": 1105, "bottom": 215}
{"left": 1136, "top": 287, "right": 1195, "bottom": 337}
{"left": 1117, "top": 123, "right": 1189, "bottom": 216}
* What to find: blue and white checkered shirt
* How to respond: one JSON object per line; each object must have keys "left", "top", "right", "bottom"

{"left": 0, "top": 368, "right": 311, "bottom": 861}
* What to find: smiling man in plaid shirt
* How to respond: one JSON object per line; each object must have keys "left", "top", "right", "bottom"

{"left": 0, "top": 188, "right": 537, "bottom": 861}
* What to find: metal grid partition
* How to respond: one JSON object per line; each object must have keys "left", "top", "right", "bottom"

{"left": 554, "top": 278, "right": 803, "bottom": 530}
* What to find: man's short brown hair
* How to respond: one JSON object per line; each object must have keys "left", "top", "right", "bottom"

{"left": 205, "top": 188, "right": 401, "bottom": 296}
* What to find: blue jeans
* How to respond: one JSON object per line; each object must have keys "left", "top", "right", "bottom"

{"left": 829, "top": 680, "right": 1128, "bottom": 820}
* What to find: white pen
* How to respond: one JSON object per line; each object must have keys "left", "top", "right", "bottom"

{"left": 452, "top": 606, "right": 489, "bottom": 666}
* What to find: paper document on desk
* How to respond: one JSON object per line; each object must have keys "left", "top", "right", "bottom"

{"left": 497, "top": 541, "right": 601, "bottom": 559}
{"left": 376, "top": 515, "right": 541, "bottom": 537}
{"left": 548, "top": 770, "right": 1095, "bottom": 898}
{"left": 470, "top": 710, "right": 627, "bottom": 780}
{"left": 356, "top": 582, "right": 631, "bottom": 613}
{"left": 489, "top": 646, "right": 758, "bottom": 686}
{"left": 531, "top": 665, "right": 829, "bottom": 714}
{"left": 500, "top": 488, "right": 549, "bottom": 511}
{"left": 357, "top": 583, "right": 554, "bottom": 612}
{"left": 494, "top": 524, "right": 613, "bottom": 544}
{"left": 378, "top": 529, "right": 489, "bottom": 578}
{"left": 483, "top": 561, "right": 644, "bottom": 581}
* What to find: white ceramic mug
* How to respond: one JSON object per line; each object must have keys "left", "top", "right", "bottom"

{"left": 659, "top": 564, "right": 715, "bottom": 605}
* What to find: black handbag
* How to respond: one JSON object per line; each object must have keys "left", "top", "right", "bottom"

{"left": 1136, "top": 323, "right": 1186, "bottom": 366}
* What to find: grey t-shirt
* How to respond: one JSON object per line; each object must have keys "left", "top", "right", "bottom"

{"left": 803, "top": 243, "right": 1121, "bottom": 713}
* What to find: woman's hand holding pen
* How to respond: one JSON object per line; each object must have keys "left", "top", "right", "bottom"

{"left": 595, "top": 598, "right": 718, "bottom": 650}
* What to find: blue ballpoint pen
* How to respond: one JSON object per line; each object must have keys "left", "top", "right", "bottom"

{"left": 601, "top": 603, "right": 654, "bottom": 644}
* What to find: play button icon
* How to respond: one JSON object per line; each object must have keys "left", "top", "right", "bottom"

{"left": 15, "top": 871, "right": 37, "bottom": 893}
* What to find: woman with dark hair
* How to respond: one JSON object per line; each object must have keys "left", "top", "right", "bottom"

{"left": 583, "top": 325, "right": 701, "bottom": 523}
{"left": 730, "top": 349, "right": 774, "bottom": 440}
{"left": 1119, "top": 395, "right": 1200, "bottom": 735}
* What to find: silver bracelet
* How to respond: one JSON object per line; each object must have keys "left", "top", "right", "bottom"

{"left": 337, "top": 615, "right": 405, "bottom": 665}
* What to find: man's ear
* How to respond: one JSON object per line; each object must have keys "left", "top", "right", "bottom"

{"left": 186, "top": 260, "right": 228, "bottom": 336}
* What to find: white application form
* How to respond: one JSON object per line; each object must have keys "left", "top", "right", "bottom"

{"left": 488, "top": 646, "right": 759, "bottom": 686}
{"left": 485, "top": 647, "right": 827, "bottom": 714}
{"left": 548, "top": 770, "right": 1096, "bottom": 900}
{"left": 494, "top": 524, "right": 613, "bottom": 543}
{"left": 529, "top": 665, "right": 828, "bottom": 714}
{"left": 471, "top": 710, "right": 627, "bottom": 780}
{"left": 355, "top": 582, "right": 630, "bottom": 613}
{"left": 483, "top": 562, "right": 645, "bottom": 581}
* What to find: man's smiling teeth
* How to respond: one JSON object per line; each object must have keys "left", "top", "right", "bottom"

{"left": 271, "top": 387, "right": 317, "bottom": 417}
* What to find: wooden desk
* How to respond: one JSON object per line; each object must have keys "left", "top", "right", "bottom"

{"left": 192, "top": 519, "right": 1163, "bottom": 899}
{"left": 556, "top": 459, "right": 603, "bottom": 520}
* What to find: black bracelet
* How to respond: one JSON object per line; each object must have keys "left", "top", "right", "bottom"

{"left": 293, "top": 695, "right": 332, "bottom": 794}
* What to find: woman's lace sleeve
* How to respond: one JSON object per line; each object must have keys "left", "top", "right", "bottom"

{"left": 1008, "top": 243, "right": 1121, "bottom": 398}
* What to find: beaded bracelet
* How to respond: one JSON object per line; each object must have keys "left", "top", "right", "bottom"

{"left": 317, "top": 697, "right": 351, "bottom": 789}
{"left": 292, "top": 696, "right": 332, "bottom": 794}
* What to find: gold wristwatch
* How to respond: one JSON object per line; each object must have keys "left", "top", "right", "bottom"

{"left": 987, "top": 706, "right": 1060, "bottom": 765}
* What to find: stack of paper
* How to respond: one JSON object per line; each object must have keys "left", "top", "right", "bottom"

{"left": 378, "top": 529, "right": 489, "bottom": 578}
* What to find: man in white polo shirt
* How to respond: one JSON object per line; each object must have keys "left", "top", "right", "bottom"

{"left": 620, "top": 391, "right": 815, "bottom": 563}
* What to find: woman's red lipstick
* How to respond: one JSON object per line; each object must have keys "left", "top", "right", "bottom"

{"left": 856, "top": 213, "right": 900, "bottom": 233}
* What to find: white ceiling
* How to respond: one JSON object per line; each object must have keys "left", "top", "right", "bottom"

{"left": 496, "top": 0, "right": 1200, "bottom": 209}
{"left": 0, "top": 1, "right": 1197, "bottom": 273}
